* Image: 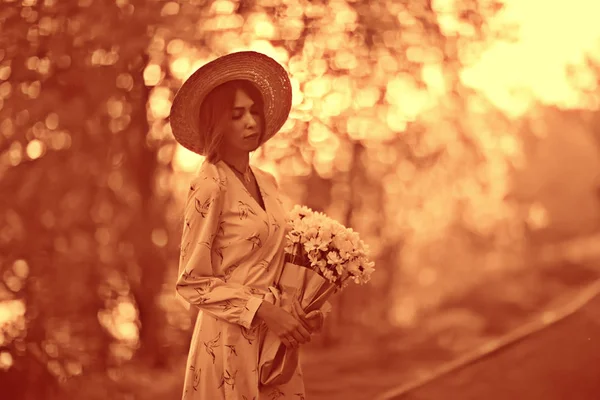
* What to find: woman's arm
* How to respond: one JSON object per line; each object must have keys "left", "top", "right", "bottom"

{"left": 175, "top": 169, "right": 262, "bottom": 329}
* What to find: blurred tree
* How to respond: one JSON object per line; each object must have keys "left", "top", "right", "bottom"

{"left": 0, "top": 0, "right": 170, "bottom": 397}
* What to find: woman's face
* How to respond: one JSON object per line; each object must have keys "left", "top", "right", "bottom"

{"left": 221, "top": 88, "right": 263, "bottom": 154}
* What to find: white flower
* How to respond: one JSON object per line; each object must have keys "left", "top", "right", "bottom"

{"left": 362, "top": 260, "right": 375, "bottom": 276}
{"left": 304, "top": 236, "right": 328, "bottom": 253}
{"left": 346, "top": 259, "right": 361, "bottom": 275}
{"left": 286, "top": 231, "right": 301, "bottom": 244}
{"left": 305, "top": 225, "right": 319, "bottom": 239}
{"left": 317, "top": 226, "right": 333, "bottom": 244}
{"left": 307, "top": 250, "right": 325, "bottom": 268}
{"left": 289, "top": 205, "right": 313, "bottom": 221}
{"left": 284, "top": 243, "right": 296, "bottom": 254}
{"left": 326, "top": 251, "right": 343, "bottom": 265}
{"left": 320, "top": 267, "right": 335, "bottom": 283}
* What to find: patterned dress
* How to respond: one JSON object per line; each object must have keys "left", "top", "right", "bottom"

{"left": 176, "top": 160, "right": 306, "bottom": 400}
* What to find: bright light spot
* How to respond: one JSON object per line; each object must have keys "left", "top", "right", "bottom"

{"left": 115, "top": 321, "right": 138, "bottom": 342}
{"left": 160, "top": 1, "right": 180, "bottom": 16}
{"left": 65, "top": 361, "right": 82, "bottom": 376}
{"left": 116, "top": 301, "right": 137, "bottom": 321}
{"left": 353, "top": 87, "right": 380, "bottom": 109}
{"left": 45, "top": 113, "right": 59, "bottom": 130}
{"left": 151, "top": 228, "right": 168, "bottom": 247}
{"left": 321, "top": 92, "right": 348, "bottom": 117}
{"left": 143, "top": 64, "right": 162, "bottom": 86}
{"left": 527, "top": 202, "right": 550, "bottom": 230}
{"left": 254, "top": 20, "right": 277, "bottom": 39}
{"left": 0, "top": 82, "right": 12, "bottom": 98}
{"left": 12, "top": 260, "right": 29, "bottom": 279}
{"left": 334, "top": 6, "right": 357, "bottom": 27}
{"left": 385, "top": 77, "right": 432, "bottom": 121}
{"left": 211, "top": 0, "right": 236, "bottom": 15}
{"left": 309, "top": 59, "right": 328, "bottom": 76}
{"left": 333, "top": 50, "right": 357, "bottom": 70}
{"left": 26, "top": 56, "right": 40, "bottom": 70}
{"left": 26, "top": 139, "right": 44, "bottom": 159}
{"left": 170, "top": 57, "right": 191, "bottom": 80}
{"left": 116, "top": 73, "right": 134, "bottom": 91}
{"left": 304, "top": 76, "right": 331, "bottom": 98}
{"left": 307, "top": 123, "right": 329, "bottom": 145}
{"left": 107, "top": 97, "right": 124, "bottom": 118}
{"left": 24, "top": 81, "right": 41, "bottom": 98}
{"left": 8, "top": 141, "right": 22, "bottom": 166}
{"left": 421, "top": 64, "right": 447, "bottom": 96}
{"left": 167, "top": 39, "right": 185, "bottom": 55}
{"left": 289, "top": 77, "right": 303, "bottom": 107}
{"left": 148, "top": 87, "right": 172, "bottom": 119}
{"left": 0, "top": 300, "right": 25, "bottom": 327}
{"left": 0, "top": 65, "right": 11, "bottom": 80}
{"left": 49, "top": 130, "right": 71, "bottom": 150}
{"left": 172, "top": 145, "right": 203, "bottom": 173}
{"left": 386, "top": 107, "right": 407, "bottom": 132}
{"left": 0, "top": 352, "right": 13, "bottom": 371}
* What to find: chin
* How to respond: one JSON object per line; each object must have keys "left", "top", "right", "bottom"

{"left": 247, "top": 144, "right": 261, "bottom": 153}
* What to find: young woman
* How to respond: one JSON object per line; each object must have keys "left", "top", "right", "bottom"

{"left": 169, "top": 51, "right": 323, "bottom": 399}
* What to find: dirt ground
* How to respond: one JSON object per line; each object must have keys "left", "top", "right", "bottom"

{"left": 75, "top": 255, "right": 600, "bottom": 400}
{"left": 382, "top": 291, "right": 600, "bottom": 400}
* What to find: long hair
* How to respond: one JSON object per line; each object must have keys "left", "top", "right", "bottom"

{"left": 199, "top": 79, "right": 265, "bottom": 163}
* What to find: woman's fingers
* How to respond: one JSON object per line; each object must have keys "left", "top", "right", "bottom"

{"left": 294, "top": 323, "right": 312, "bottom": 343}
{"left": 281, "top": 336, "right": 294, "bottom": 348}
{"left": 292, "top": 297, "right": 305, "bottom": 317}
{"left": 292, "top": 302, "right": 313, "bottom": 332}
{"left": 305, "top": 310, "right": 324, "bottom": 330}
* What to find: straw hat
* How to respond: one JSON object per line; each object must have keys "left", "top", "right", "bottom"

{"left": 169, "top": 51, "right": 292, "bottom": 156}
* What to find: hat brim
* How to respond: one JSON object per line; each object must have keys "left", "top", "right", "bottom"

{"left": 169, "top": 51, "right": 292, "bottom": 156}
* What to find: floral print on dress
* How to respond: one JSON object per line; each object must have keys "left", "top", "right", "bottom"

{"left": 204, "top": 332, "right": 221, "bottom": 364}
{"left": 246, "top": 233, "right": 262, "bottom": 250}
{"left": 240, "top": 324, "right": 259, "bottom": 345}
{"left": 190, "top": 365, "right": 201, "bottom": 391}
{"left": 195, "top": 197, "right": 213, "bottom": 218}
{"left": 222, "top": 264, "right": 238, "bottom": 282}
{"left": 238, "top": 201, "right": 257, "bottom": 220}
{"left": 212, "top": 177, "right": 227, "bottom": 190}
{"left": 218, "top": 369, "right": 237, "bottom": 390}
{"left": 267, "top": 388, "right": 285, "bottom": 400}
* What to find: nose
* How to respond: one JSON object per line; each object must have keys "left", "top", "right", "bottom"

{"left": 244, "top": 111, "right": 257, "bottom": 128}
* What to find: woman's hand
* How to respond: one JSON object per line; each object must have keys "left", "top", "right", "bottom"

{"left": 256, "top": 301, "right": 311, "bottom": 349}
{"left": 291, "top": 297, "right": 324, "bottom": 334}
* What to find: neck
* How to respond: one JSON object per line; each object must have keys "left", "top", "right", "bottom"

{"left": 220, "top": 150, "right": 250, "bottom": 173}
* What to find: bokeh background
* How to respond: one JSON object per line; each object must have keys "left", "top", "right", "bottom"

{"left": 1, "top": 0, "right": 600, "bottom": 399}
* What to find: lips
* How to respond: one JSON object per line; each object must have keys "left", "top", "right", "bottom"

{"left": 244, "top": 133, "right": 259, "bottom": 139}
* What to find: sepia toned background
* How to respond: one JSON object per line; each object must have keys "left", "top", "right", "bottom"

{"left": 1, "top": 0, "right": 600, "bottom": 399}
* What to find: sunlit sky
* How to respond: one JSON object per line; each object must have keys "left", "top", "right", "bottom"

{"left": 461, "top": 0, "right": 600, "bottom": 117}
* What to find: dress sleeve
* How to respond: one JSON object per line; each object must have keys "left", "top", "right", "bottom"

{"left": 175, "top": 170, "right": 263, "bottom": 329}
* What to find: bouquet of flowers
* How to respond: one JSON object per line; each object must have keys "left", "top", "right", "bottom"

{"left": 259, "top": 205, "right": 375, "bottom": 386}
